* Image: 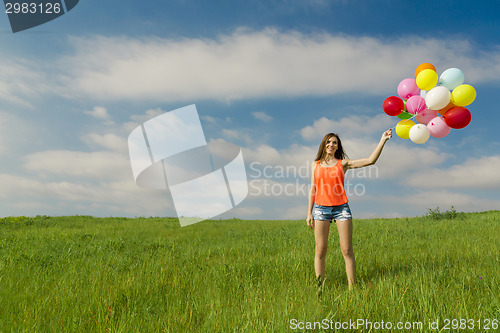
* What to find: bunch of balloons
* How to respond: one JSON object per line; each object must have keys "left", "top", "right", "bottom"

{"left": 382, "top": 63, "right": 476, "bottom": 144}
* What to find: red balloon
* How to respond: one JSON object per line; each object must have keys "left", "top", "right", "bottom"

{"left": 383, "top": 96, "right": 404, "bottom": 116}
{"left": 443, "top": 107, "right": 471, "bottom": 129}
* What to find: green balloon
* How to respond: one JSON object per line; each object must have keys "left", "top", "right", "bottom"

{"left": 397, "top": 111, "right": 413, "bottom": 119}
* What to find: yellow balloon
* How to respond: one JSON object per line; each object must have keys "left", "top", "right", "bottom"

{"left": 451, "top": 84, "right": 476, "bottom": 107}
{"left": 396, "top": 119, "right": 416, "bottom": 139}
{"left": 416, "top": 68, "right": 438, "bottom": 90}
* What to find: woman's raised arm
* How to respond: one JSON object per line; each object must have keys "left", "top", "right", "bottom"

{"left": 343, "top": 129, "right": 392, "bottom": 170}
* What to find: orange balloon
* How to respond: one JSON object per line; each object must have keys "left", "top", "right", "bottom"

{"left": 415, "top": 63, "right": 437, "bottom": 78}
{"left": 437, "top": 101, "right": 456, "bottom": 116}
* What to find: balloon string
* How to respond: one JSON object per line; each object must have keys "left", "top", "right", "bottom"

{"left": 391, "top": 113, "right": 418, "bottom": 130}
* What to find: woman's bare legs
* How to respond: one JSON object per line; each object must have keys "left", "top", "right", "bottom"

{"left": 336, "top": 219, "right": 356, "bottom": 290}
{"left": 314, "top": 220, "right": 331, "bottom": 280}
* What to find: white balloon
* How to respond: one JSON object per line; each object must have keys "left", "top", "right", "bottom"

{"left": 425, "top": 86, "right": 451, "bottom": 110}
{"left": 409, "top": 124, "right": 430, "bottom": 144}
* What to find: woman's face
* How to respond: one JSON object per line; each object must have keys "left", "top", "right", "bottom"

{"left": 325, "top": 136, "right": 338, "bottom": 155}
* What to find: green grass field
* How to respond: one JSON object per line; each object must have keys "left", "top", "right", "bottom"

{"left": 0, "top": 211, "right": 498, "bottom": 332}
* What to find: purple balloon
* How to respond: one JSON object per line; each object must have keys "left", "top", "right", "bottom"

{"left": 406, "top": 95, "right": 427, "bottom": 115}
{"left": 427, "top": 116, "right": 451, "bottom": 138}
{"left": 397, "top": 78, "right": 421, "bottom": 100}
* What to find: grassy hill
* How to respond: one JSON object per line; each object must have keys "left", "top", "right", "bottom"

{"left": 1, "top": 211, "right": 498, "bottom": 332}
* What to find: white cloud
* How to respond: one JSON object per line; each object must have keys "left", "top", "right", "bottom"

{"left": 201, "top": 115, "right": 217, "bottom": 124}
{"left": 53, "top": 29, "right": 500, "bottom": 102}
{"left": 23, "top": 150, "right": 131, "bottom": 180}
{"left": 3, "top": 29, "right": 500, "bottom": 104}
{"left": 0, "top": 107, "right": 197, "bottom": 217}
{"left": 366, "top": 141, "right": 450, "bottom": 180}
{"left": 378, "top": 190, "right": 500, "bottom": 213}
{"left": 0, "top": 111, "right": 39, "bottom": 156}
{"left": 243, "top": 143, "right": 316, "bottom": 171}
{"left": 129, "top": 108, "right": 166, "bottom": 123}
{"left": 406, "top": 155, "right": 500, "bottom": 190}
{"left": 300, "top": 114, "right": 394, "bottom": 141}
{"left": 0, "top": 113, "right": 8, "bottom": 154}
{"left": 252, "top": 111, "right": 273, "bottom": 122}
{"left": 122, "top": 107, "right": 170, "bottom": 134}
{"left": 0, "top": 173, "right": 175, "bottom": 217}
{"left": 222, "top": 129, "right": 252, "bottom": 144}
{"left": 399, "top": 190, "right": 474, "bottom": 207}
{"left": 84, "top": 106, "right": 113, "bottom": 123}
{"left": 81, "top": 133, "right": 128, "bottom": 152}
{"left": 0, "top": 58, "right": 49, "bottom": 107}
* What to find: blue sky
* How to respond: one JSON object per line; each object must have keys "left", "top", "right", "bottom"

{"left": 1, "top": 0, "right": 499, "bottom": 220}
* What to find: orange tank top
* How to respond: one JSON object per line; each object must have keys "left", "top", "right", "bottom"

{"left": 314, "top": 159, "right": 348, "bottom": 206}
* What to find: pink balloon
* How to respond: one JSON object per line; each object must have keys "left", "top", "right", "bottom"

{"left": 406, "top": 95, "right": 427, "bottom": 115}
{"left": 416, "top": 109, "right": 438, "bottom": 125}
{"left": 397, "top": 78, "right": 420, "bottom": 100}
{"left": 427, "top": 116, "right": 451, "bottom": 138}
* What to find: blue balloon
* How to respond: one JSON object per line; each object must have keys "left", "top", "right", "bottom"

{"left": 439, "top": 68, "right": 465, "bottom": 90}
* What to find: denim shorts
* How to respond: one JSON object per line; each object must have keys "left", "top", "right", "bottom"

{"left": 312, "top": 203, "right": 352, "bottom": 222}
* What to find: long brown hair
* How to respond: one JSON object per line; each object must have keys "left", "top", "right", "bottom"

{"left": 314, "top": 133, "right": 348, "bottom": 162}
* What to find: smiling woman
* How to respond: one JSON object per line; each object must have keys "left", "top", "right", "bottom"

{"left": 306, "top": 129, "right": 392, "bottom": 294}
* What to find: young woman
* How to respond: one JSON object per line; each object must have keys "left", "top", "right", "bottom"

{"left": 306, "top": 129, "right": 392, "bottom": 293}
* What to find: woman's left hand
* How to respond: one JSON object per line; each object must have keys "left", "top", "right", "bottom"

{"left": 306, "top": 214, "right": 314, "bottom": 229}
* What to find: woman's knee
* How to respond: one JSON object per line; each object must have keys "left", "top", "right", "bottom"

{"left": 341, "top": 246, "right": 354, "bottom": 258}
{"left": 315, "top": 244, "right": 328, "bottom": 258}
